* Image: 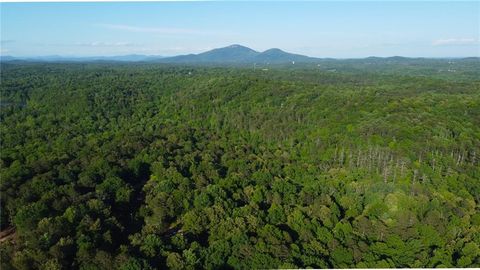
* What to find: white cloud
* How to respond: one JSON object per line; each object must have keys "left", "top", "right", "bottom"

{"left": 1, "top": 40, "right": 15, "bottom": 45}
{"left": 98, "top": 24, "right": 202, "bottom": 35}
{"left": 119, "top": 45, "right": 214, "bottom": 56}
{"left": 75, "top": 41, "right": 139, "bottom": 47}
{"left": 96, "top": 23, "right": 231, "bottom": 36}
{"left": 432, "top": 38, "right": 478, "bottom": 46}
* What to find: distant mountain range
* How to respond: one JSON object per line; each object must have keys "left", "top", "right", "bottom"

{"left": 2, "top": 45, "right": 478, "bottom": 64}
{"left": 156, "top": 44, "right": 314, "bottom": 64}
{"left": 0, "top": 54, "right": 162, "bottom": 62}
{"left": 1, "top": 45, "right": 315, "bottom": 64}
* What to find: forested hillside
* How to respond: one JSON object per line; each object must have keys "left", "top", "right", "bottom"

{"left": 1, "top": 60, "right": 479, "bottom": 269}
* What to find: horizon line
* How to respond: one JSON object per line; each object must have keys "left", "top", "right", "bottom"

{"left": 2, "top": 54, "right": 479, "bottom": 60}
{"left": 2, "top": 43, "right": 479, "bottom": 60}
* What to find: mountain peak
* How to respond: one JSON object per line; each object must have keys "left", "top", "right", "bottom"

{"left": 227, "top": 44, "right": 247, "bottom": 49}
{"left": 263, "top": 48, "right": 285, "bottom": 53}
{"left": 218, "top": 44, "right": 257, "bottom": 53}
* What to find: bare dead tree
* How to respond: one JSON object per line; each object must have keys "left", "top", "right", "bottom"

{"left": 411, "top": 169, "right": 418, "bottom": 196}
{"left": 357, "top": 149, "right": 361, "bottom": 168}
{"left": 368, "top": 145, "right": 373, "bottom": 172}
{"left": 393, "top": 160, "right": 398, "bottom": 183}
{"left": 383, "top": 165, "right": 389, "bottom": 184}
{"left": 400, "top": 160, "right": 405, "bottom": 178}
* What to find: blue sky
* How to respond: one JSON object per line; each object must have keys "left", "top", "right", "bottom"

{"left": 1, "top": 1, "right": 479, "bottom": 58}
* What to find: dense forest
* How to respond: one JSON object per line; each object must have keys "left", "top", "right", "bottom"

{"left": 1, "top": 59, "right": 479, "bottom": 269}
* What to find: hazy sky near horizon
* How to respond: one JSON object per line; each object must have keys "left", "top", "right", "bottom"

{"left": 1, "top": 1, "right": 479, "bottom": 58}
